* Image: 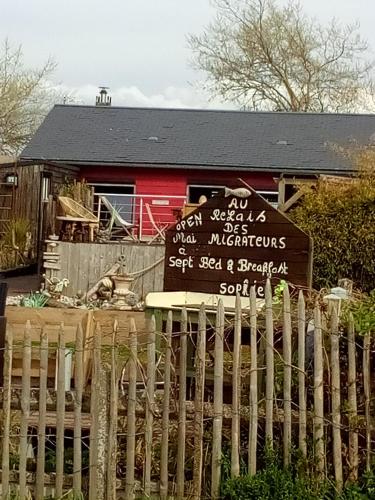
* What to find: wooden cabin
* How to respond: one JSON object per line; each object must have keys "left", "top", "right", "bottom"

{"left": 17, "top": 105, "right": 366, "bottom": 242}
{"left": 0, "top": 159, "right": 79, "bottom": 268}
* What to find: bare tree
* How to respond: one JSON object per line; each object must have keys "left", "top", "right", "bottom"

{"left": 188, "top": 0, "right": 375, "bottom": 112}
{"left": 0, "top": 40, "right": 57, "bottom": 155}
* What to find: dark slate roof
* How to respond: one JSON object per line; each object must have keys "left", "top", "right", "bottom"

{"left": 20, "top": 104, "right": 375, "bottom": 174}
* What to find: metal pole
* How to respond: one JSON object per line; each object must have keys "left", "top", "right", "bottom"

{"left": 139, "top": 197, "right": 143, "bottom": 241}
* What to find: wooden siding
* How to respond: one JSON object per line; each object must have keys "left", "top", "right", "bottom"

{"left": 0, "top": 164, "right": 42, "bottom": 243}
{"left": 47, "top": 241, "right": 165, "bottom": 299}
{"left": 136, "top": 169, "right": 187, "bottom": 236}
{"left": 42, "top": 162, "right": 80, "bottom": 193}
{"left": 0, "top": 162, "right": 79, "bottom": 262}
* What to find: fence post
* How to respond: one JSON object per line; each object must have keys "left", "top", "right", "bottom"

{"left": 363, "top": 331, "right": 371, "bottom": 472}
{"left": 298, "top": 291, "right": 307, "bottom": 457}
{"left": 283, "top": 285, "right": 292, "bottom": 466}
{"left": 248, "top": 286, "right": 258, "bottom": 475}
{"left": 144, "top": 315, "right": 156, "bottom": 497}
{"left": 74, "top": 324, "right": 84, "bottom": 496}
{"left": 125, "top": 318, "right": 137, "bottom": 500}
{"left": 313, "top": 305, "right": 325, "bottom": 477}
{"left": 347, "top": 314, "right": 358, "bottom": 482}
{"left": 1, "top": 324, "right": 12, "bottom": 499}
{"left": 160, "top": 311, "right": 172, "bottom": 499}
{"left": 192, "top": 304, "right": 206, "bottom": 500}
{"left": 107, "top": 321, "right": 119, "bottom": 500}
{"left": 89, "top": 323, "right": 102, "bottom": 500}
{"left": 265, "top": 279, "right": 274, "bottom": 444}
{"left": 0, "top": 282, "right": 8, "bottom": 387}
{"left": 231, "top": 294, "right": 241, "bottom": 477}
{"left": 19, "top": 321, "right": 32, "bottom": 499}
{"left": 96, "top": 364, "right": 110, "bottom": 499}
{"left": 176, "top": 308, "right": 188, "bottom": 499}
{"left": 330, "top": 304, "right": 343, "bottom": 490}
{"left": 36, "top": 327, "right": 48, "bottom": 499}
{"left": 56, "top": 323, "right": 66, "bottom": 498}
{"left": 211, "top": 299, "right": 224, "bottom": 498}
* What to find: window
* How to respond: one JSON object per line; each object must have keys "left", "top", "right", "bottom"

{"left": 188, "top": 184, "right": 225, "bottom": 204}
{"left": 256, "top": 190, "right": 278, "bottom": 208}
{"left": 91, "top": 183, "right": 135, "bottom": 225}
{"left": 188, "top": 185, "right": 279, "bottom": 208}
{"left": 41, "top": 175, "right": 51, "bottom": 202}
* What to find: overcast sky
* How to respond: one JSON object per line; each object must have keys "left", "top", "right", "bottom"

{"left": 2, "top": 0, "right": 375, "bottom": 109}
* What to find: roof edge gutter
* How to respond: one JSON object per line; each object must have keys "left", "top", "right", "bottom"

{"left": 18, "top": 158, "right": 357, "bottom": 177}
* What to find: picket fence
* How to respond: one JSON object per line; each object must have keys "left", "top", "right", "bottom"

{"left": 0, "top": 280, "right": 373, "bottom": 499}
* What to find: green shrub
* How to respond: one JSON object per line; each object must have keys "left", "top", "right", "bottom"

{"left": 220, "top": 446, "right": 375, "bottom": 499}
{"left": 289, "top": 155, "right": 375, "bottom": 292}
{"left": 221, "top": 465, "right": 375, "bottom": 499}
{"left": 20, "top": 291, "right": 49, "bottom": 308}
{"left": 220, "top": 447, "right": 329, "bottom": 499}
{"left": 0, "top": 217, "right": 32, "bottom": 269}
{"left": 343, "top": 289, "right": 375, "bottom": 335}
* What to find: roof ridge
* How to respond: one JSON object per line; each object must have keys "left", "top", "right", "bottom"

{"left": 53, "top": 104, "right": 375, "bottom": 118}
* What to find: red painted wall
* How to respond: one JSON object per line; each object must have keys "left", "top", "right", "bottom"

{"left": 80, "top": 164, "right": 276, "bottom": 192}
{"left": 80, "top": 164, "right": 278, "bottom": 235}
{"left": 135, "top": 169, "right": 187, "bottom": 236}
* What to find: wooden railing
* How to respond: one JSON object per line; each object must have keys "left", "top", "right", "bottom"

{"left": 94, "top": 193, "right": 187, "bottom": 241}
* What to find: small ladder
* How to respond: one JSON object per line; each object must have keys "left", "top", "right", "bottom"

{"left": 0, "top": 182, "right": 14, "bottom": 235}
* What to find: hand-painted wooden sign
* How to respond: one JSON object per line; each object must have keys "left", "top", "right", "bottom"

{"left": 164, "top": 185, "right": 312, "bottom": 298}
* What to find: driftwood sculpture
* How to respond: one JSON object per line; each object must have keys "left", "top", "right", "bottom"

{"left": 84, "top": 256, "right": 139, "bottom": 309}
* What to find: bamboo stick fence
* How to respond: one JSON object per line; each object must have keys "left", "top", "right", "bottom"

{"left": 0, "top": 280, "right": 374, "bottom": 499}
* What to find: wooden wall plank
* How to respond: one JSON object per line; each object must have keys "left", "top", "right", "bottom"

{"left": 50, "top": 241, "right": 165, "bottom": 299}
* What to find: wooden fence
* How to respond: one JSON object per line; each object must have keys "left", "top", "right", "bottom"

{"left": 43, "top": 241, "right": 165, "bottom": 300}
{"left": 0, "top": 280, "right": 374, "bottom": 499}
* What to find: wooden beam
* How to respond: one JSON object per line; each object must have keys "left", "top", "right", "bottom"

{"left": 282, "top": 177, "right": 317, "bottom": 186}
{"left": 279, "top": 189, "right": 306, "bottom": 212}
{"left": 277, "top": 177, "right": 286, "bottom": 208}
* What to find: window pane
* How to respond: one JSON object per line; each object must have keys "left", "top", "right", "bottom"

{"left": 91, "top": 184, "right": 135, "bottom": 225}
{"left": 188, "top": 185, "right": 224, "bottom": 203}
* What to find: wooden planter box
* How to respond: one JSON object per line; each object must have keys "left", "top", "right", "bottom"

{"left": 5, "top": 306, "right": 147, "bottom": 384}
